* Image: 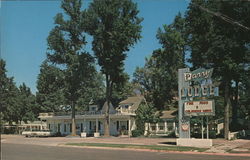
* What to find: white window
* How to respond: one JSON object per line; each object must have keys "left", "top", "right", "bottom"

{"left": 89, "top": 105, "right": 98, "bottom": 111}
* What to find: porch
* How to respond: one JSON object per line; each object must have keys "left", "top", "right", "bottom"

{"left": 45, "top": 116, "right": 136, "bottom": 137}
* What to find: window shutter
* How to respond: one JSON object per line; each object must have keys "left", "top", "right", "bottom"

{"left": 127, "top": 121, "right": 129, "bottom": 130}
{"left": 117, "top": 121, "right": 119, "bottom": 130}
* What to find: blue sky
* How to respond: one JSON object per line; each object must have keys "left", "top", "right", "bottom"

{"left": 1, "top": 0, "right": 189, "bottom": 94}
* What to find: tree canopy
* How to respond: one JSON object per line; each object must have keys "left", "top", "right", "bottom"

{"left": 133, "top": 14, "right": 185, "bottom": 110}
{"left": 1, "top": 59, "right": 37, "bottom": 126}
{"left": 84, "top": 0, "right": 143, "bottom": 136}
{"left": 46, "top": 0, "right": 96, "bottom": 135}
{"left": 36, "top": 61, "right": 65, "bottom": 112}
{"left": 185, "top": 0, "right": 250, "bottom": 139}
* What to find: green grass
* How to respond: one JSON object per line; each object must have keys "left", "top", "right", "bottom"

{"left": 140, "top": 135, "right": 176, "bottom": 138}
{"left": 66, "top": 143, "right": 208, "bottom": 152}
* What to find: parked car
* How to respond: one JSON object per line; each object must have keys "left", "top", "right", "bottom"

{"left": 22, "top": 129, "right": 53, "bottom": 137}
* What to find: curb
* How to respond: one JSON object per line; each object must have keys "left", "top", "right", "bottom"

{"left": 58, "top": 144, "right": 250, "bottom": 157}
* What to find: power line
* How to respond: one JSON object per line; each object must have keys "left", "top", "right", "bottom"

{"left": 192, "top": 2, "right": 250, "bottom": 31}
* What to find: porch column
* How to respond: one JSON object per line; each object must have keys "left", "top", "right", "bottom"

{"left": 128, "top": 119, "right": 131, "bottom": 137}
{"left": 164, "top": 121, "right": 168, "bottom": 132}
{"left": 156, "top": 123, "right": 159, "bottom": 133}
{"left": 80, "top": 119, "right": 87, "bottom": 138}
{"left": 149, "top": 123, "right": 152, "bottom": 132}
{"left": 144, "top": 123, "right": 148, "bottom": 135}
{"left": 173, "top": 121, "right": 176, "bottom": 131}
{"left": 96, "top": 118, "right": 98, "bottom": 132}
{"left": 54, "top": 120, "right": 55, "bottom": 133}
{"left": 94, "top": 118, "right": 100, "bottom": 137}
{"left": 83, "top": 118, "right": 86, "bottom": 132}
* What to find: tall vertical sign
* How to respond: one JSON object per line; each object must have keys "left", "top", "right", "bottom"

{"left": 178, "top": 68, "right": 218, "bottom": 139}
{"left": 178, "top": 68, "right": 190, "bottom": 138}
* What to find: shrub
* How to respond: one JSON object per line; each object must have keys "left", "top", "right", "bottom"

{"left": 209, "top": 131, "right": 216, "bottom": 139}
{"left": 217, "top": 129, "right": 224, "bottom": 138}
{"left": 54, "top": 132, "right": 62, "bottom": 137}
{"left": 191, "top": 130, "right": 217, "bottom": 139}
{"left": 132, "top": 129, "right": 144, "bottom": 137}
{"left": 2, "top": 127, "right": 16, "bottom": 134}
{"left": 167, "top": 131, "right": 176, "bottom": 138}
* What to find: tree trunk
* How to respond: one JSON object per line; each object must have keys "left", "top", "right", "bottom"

{"left": 104, "top": 74, "right": 110, "bottom": 137}
{"left": 231, "top": 80, "right": 238, "bottom": 131}
{"left": 147, "top": 123, "right": 151, "bottom": 136}
{"left": 71, "top": 101, "right": 76, "bottom": 136}
{"left": 19, "top": 120, "right": 22, "bottom": 135}
{"left": 224, "top": 82, "right": 231, "bottom": 140}
{"left": 16, "top": 120, "right": 20, "bottom": 134}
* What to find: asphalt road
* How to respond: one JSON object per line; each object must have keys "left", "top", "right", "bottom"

{"left": 2, "top": 143, "right": 250, "bottom": 160}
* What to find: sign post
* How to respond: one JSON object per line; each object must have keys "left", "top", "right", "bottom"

{"left": 178, "top": 68, "right": 190, "bottom": 138}
{"left": 201, "top": 117, "right": 204, "bottom": 139}
{"left": 206, "top": 116, "right": 209, "bottom": 139}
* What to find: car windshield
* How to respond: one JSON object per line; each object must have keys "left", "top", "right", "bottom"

{"left": 24, "top": 129, "right": 51, "bottom": 132}
{"left": 41, "top": 130, "right": 51, "bottom": 132}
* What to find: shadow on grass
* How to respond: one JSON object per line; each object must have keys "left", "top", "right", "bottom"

{"left": 158, "top": 142, "right": 177, "bottom": 145}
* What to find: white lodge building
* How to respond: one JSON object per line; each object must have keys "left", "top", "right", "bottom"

{"left": 38, "top": 96, "right": 177, "bottom": 137}
{"left": 38, "top": 96, "right": 144, "bottom": 137}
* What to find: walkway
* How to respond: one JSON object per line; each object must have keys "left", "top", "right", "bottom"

{"left": 206, "top": 139, "right": 250, "bottom": 153}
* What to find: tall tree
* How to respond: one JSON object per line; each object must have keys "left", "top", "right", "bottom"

{"left": 47, "top": 0, "right": 95, "bottom": 135}
{"left": 1, "top": 59, "right": 37, "bottom": 127}
{"left": 240, "top": 69, "right": 250, "bottom": 129}
{"left": 0, "top": 59, "right": 19, "bottom": 124}
{"left": 36, "top": 61, "right": 65, "bottom": 112}
{"left": 185, "top": 0, "right": 250, "bottom": 139}
{"left": 84, "top": 0, "right": 143, "bottom": 136}
{"left": 133, "top": 66, "right": 151, "bottom": 96}
{"left": 17, "top": 83, "right": 37, "bottom": 123}
{"left": 111, "top": 72, "right": 135, "bottom": 107}
{"left": 133, "top": 14, "right": 185, "bottom": 110}
{"left": 0, "top": 59, "right": 9, "bottom": 122}
{"left": 135, "top": 102, "right": 160, "bottom": 136}
{"left": 76, "top": 71, "right": 105, "bottom": 110}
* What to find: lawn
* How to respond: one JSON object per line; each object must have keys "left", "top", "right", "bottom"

{"left": 66, "top": 142, "right": 208, "bottom": 152}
